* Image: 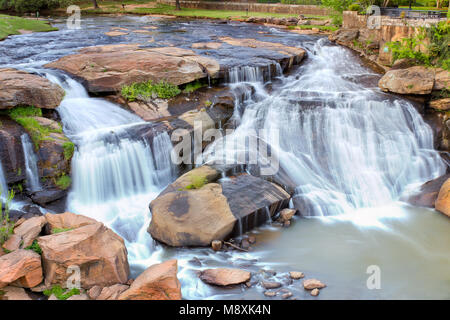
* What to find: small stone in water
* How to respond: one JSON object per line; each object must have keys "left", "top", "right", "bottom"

{"left": 264, "top": 291, "right": 276, "bottom": 297}
{"left": 261, "top": 269, "right": 277, "bottom": 276}
{"left": 248, "top": 236, "right": 256, "bottom": 244}
{"left": 283, "top": 220, "right": 291, "bottom": 227}
{"left": 311, "top": 288, "right": 320, "bottom": 296}
{"left": 303, "top": 279, "right": 326, "bottom": 290}
{"left": 282, "top": 292, "right": 293, "bottom": 299}
{"left": 289, "top": 271, "right": 304, "bottom": 280}
{"left": 241, "top": 239, "right": 250, "bottom": 250}
{"left": 261, "top": 281, "right": 282, "bottom": 289}
{"left": 211, "top": 240, "right": 222, "bottom": 251}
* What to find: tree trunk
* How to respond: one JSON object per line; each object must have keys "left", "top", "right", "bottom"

{"left": 383, "top": 0, "right": 390, "bottom": 7}
{"left": 93, "top": 0, "right": 99, "bottom": 9}
{"left": 436, "top": 0, "right": 440, "bottom": 9}
{"left": 176, "top": 0, "right": 181, "bottom": 10}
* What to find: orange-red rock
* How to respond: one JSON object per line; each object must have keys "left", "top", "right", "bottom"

{"left": 199, "top": 268, "right": 251, "bottom": 286}
{"left": 0, "top": 249, "right": 43, "bottom": 288}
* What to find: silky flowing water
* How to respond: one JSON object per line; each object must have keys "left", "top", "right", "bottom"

{"left": 0, "top": 16, "right": 449, "bottom": 299}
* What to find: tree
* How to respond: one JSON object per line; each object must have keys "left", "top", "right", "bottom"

{"left": 175, "top": 0, "right": 181, "bottom": 10}
{"left": 321, "top": 0, "right": 354, "bottom": 13}
{"left": 92, "top": 0, "right": 99, "bottom": 9}
{"left": 0, "top": 0, "right": 67, "bottom": 13}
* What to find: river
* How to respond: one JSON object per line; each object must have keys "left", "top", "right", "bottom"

{"left": 0, "top": 15, "right": 449, "bottom": 300}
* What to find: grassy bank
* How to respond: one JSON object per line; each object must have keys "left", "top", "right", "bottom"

{"left": 0, "top": 14, "right": 57, "bottom": 40}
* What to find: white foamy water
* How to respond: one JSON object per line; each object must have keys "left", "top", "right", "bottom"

{"left": 21, "top": 134, "right": 42, "bottom": 193}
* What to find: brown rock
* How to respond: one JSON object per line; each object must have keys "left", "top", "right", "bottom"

{"left": 279, "top": 208, "right": 296, "bottom": 222}
{"left": 430, "top": 98, "right": 450, "bottom": 111}
{"left": 391, "top": 58, "right": 416, "bottom": 70}
{"left": 406, "top": 174, "right": 450, "bottom": 208}
{"left": 378, "top": 66, "right": 435, "bottom": 95}
{"left": 303, "top": 279, "right": 326, "bottom": 290}
{"left": 105, "top": 31, "right": 128, "bottom": 36}
{"left": 435, "top": 178, "right": 450, "bottom": 217}
{"left": 282, "top": 292, "right": 293, "bottom": 299}
{"left": 289, "top": 271, "right": 304, "bottom": 279}
{"left": 66, "top": 293, "right": 90, "bottom": 300}
{"left": 199, "top": 268, "right": 251, "bottom": 286}
{"left": 434, "top": 68, "right": 450, "bottom": 91}
{"left": 96, "top": 284, "right": 129, "bottom": 300}
{"left": 0, "top": 286, "right": 32, "bottom": 300}
{"left": 264, "top": 291, "right": 276, "bottom": 297}
{"left": 119, "top": 259, "right": 181, "bottom": 300}
{"left": 44, "top": 44, "right": 219, "bottom": 93}
{"left": 13, "top": 216, "right": 46, "bottom": 248}
{"left": 211, "top": 240, "right": 222, "bottom": 251}
{"left": 87, "top": 285, "right": 102, "bottom": 300}
{"left": 261, "top": 281, "right": 282, "bottom": 289}
{"left": 0, "top": 249, "right": 43, "bottom": 288}
{"left": 44, "top": 212, "right": 97, "bottom": 232}
{"left": 311, "top": 288, "right": 320, "bottom": 296}
{"left": 38, "top": 222, "right": 129, "bottom": 289}
{"left": 329, "top": 29, "right": 359, "bottom": 44}
{"left": 2, "top": 234, "right": 22, "bottom": 252}
{"left": 0, "top": 68, "right": 65, "bottom": 109}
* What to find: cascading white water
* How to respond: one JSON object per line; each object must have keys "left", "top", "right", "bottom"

{"left": 204, "top": 38, "right": 446, "bottom": 218}
{"left": 0, "top": 162, "right": 8, "bottom": 200}
{"left": 21, "top": 134, "right": 42, "bottom": 192}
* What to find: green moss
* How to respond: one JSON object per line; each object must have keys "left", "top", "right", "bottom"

{"left": 183, "top": 80, "right": 205, "bottom": 94}
{"left": 9, "top": 106, "right": 42, "bottom": 118}
{"left": 0, "top": 190, "right": 15, "bottom": 245}
{"left": 43, "top": 285, "right": 80, "bottom": 300}
{"left": 55, "top": 175, "right": 71, "bottom": 190}
{"left": 25, "top": 240, "right": 42, "bottom": 255}
{"left": 121, "top": 80, "right": 181, "bottom": 101}
{"left": 204, "top": 100, "right": 212, "bottom": 107}
{"left": 62, "top": 141, "right": 75, "bottom": 160}
{"left": 184, "top": 175, "right": 208, "bottom": 190}
{"left": 52, "top": 227, "right": 74, "bottom": 234}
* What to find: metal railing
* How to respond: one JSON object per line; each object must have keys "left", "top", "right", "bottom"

{"left": 379, "top": 7, "right": 447, "bottom": 19}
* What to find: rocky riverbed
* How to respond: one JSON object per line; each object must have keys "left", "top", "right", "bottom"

{"left": 0, "top": 15, "right": 449, "bottom": 300}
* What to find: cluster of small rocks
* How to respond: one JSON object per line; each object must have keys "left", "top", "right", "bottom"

{"left": 245, "top": 15, "right": 332, "bottom": 27}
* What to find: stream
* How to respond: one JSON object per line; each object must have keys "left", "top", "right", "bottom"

{"left": 0, "top": 15, "right": 449, "bottom": 300}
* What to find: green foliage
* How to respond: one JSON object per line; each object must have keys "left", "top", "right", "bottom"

{"left": 55, "top": 174, "right": 71, "bottom": 190}
{"left": 0, "top": 190, "right": 15, "bottom": 246}
{"left": 121, "top": 80, "right": 181, "bottom": 101}
{"left": 52, "top": 227, "right": 74, "bottom": 234}
{"left": 43, "top": 285, "right": 80, "bottom": 300}
{"left": 386, "top": 21, "right": 449, "bottom": 71}
{"left": 0, "top": 0, "right": 68, "bottom": 13}
{"left": 183, "top": 80, "right": 205, "bottom": 94}
{"left": 0, "top": 14, "right": 58, "bottom": 40}
{"left": 321, "top": 0, "right": 353, "bottom": 13}
{"left": 280, "top": 0, "right": 321, "bottom": 4}
{"left": 62, "top": 141, "right": 75, "bottom": 160}
{"left": 348, "top": 3, "right": 361, "bottom": 11}
{"left": 9, "top": 106, "right": 42, "bottom": 118}
{"left": 25, "top": 240, "right": 42, "bottom": 255}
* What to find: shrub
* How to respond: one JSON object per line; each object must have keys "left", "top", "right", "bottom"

{"left": 348, "top": 3, "right": 361, "bottom": 11}
{"left": 62, "top": 141, "right": 75, "bottom": 160}
{"left": 0, "top": 190, "right": 15, "bottom": 246}
{"left": 25, "top": 240, "right": 42, "bottom": 255}
{"left": 55, "top": 174, "right": 71, "bottom": 190}
{"left": 0, "top": 0, "right": 67, "bottom": 13}
{"left": 43, "top": 285, "right": 80, "bottom": 300}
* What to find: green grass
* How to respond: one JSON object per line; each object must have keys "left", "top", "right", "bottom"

{"left": 122, "top": 80, "right": 181, "bottom": 101}
{"left": 55, "top": 175, "right": 71, "bottom": 190}
{"left": 8, "top": 106, "right": 63, "bottom": 149}
{"left": 52, "top": 227, "right": 74, "bottom": 234}
{"left": 183, "top": 80, "right": 205, "bottom": 94}
{"left": 25, "top": 240, "right": 42, "bottom": 255}
{"left": 43, "top": 285, "right": 80, "bottom": 300}
{"left": 62, "top": 141, "right": 75, "bottom": 161}
{"left": 0, "top": 14, "right": 58, "bottom": 40}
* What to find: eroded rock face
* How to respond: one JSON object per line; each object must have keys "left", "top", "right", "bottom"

{"left": 148, "top": 166, "right": 290, "bottom": 247}
{"left": 435, "top": 178, "right": 450, "bottom": 217}
{"left": 199, "top": 268, "right": 251, "bottom": 286}
{"left": 0, "top": 68, "right": 65, "bottom": 109}
{"left": 434, "top": 68, "right": 450, "bottom": 91}
{"left": 119, "top": 259, "right": 181, "bottom": 300}
{"left": 38, "top": 221, "right": 130, "bottom": 289}
{"left": 0, "top": 249, "right": 43, "bottom": 288}
{"left": 329, "top": 29, "right": 359, "bottom": 44}
{"left": 378, "top": 66, "right": 435, "bottom": 95}
{"left": 0, "top": 116, "right": 27, "bottom": 185}
{"left": 44, "top": 44, "right": 219, "bottom": 93}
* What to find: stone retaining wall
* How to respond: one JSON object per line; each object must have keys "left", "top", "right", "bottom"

{"left": 156, "top": 0, "right": 331, "bottom": 15}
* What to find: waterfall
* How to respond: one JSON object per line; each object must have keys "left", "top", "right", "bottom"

{"left": 204, "top": 38, "right": 446, "bottom": 217}
{"left": 0, "top": 162, "right": 8, "bottom": 200}
{"left": 21, "top": 134, "right": 42, "bottom": 192}
{"left": 41, "top": 71, "right": 177, "bottom": 270}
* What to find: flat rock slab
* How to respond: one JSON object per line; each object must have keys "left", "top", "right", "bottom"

{"left": 0, "top": 68, "right": 65, "bottom": 109}
{"left": 378, "top": 66, "right": 435, "bottom": 95}
{"left": 199, "top": 268, "right": 251, "bottom": 286}
{"left": 0, "top": 249, "right": 43, "bottom": 289}
{"left": 44, "top": 44, "right": 220, "bottom": 93}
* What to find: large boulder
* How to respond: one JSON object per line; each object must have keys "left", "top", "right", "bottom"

{"left": 119, "top": 259, "right": 181, "bottom": 300}
{"left": 0, "top": 249, "right": 43, "bottom": 288}
{"left": 434, "top": 68, "right": 449, "bottom": 91}
{"left": 148, "top": 166, "right": 290, "bottom": 247}
{"left": 13, "top": 215, "right": 47, "bottom": 248}
{"left": 44, "top": 44, "right": 220, "bottom": 94}
{"left": 407, "top": 174, "right": 450, "bottom": 208}
{"left": 0, "top": 68, "right": 65, "bottom": 109}
{"left": 430, "top": 98, "right": 450, "bottom": 111}
{"left": 378, "top": 66, "right": 435, "bottom": 95}
{"left": 435, "top": 178, "right": 450, "bottom": 217}
{"left": 37, "top": 216, "right": 130, "bottom": 289}
{"left": 329, "top": 29, "right": 359, "bottom": 44}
